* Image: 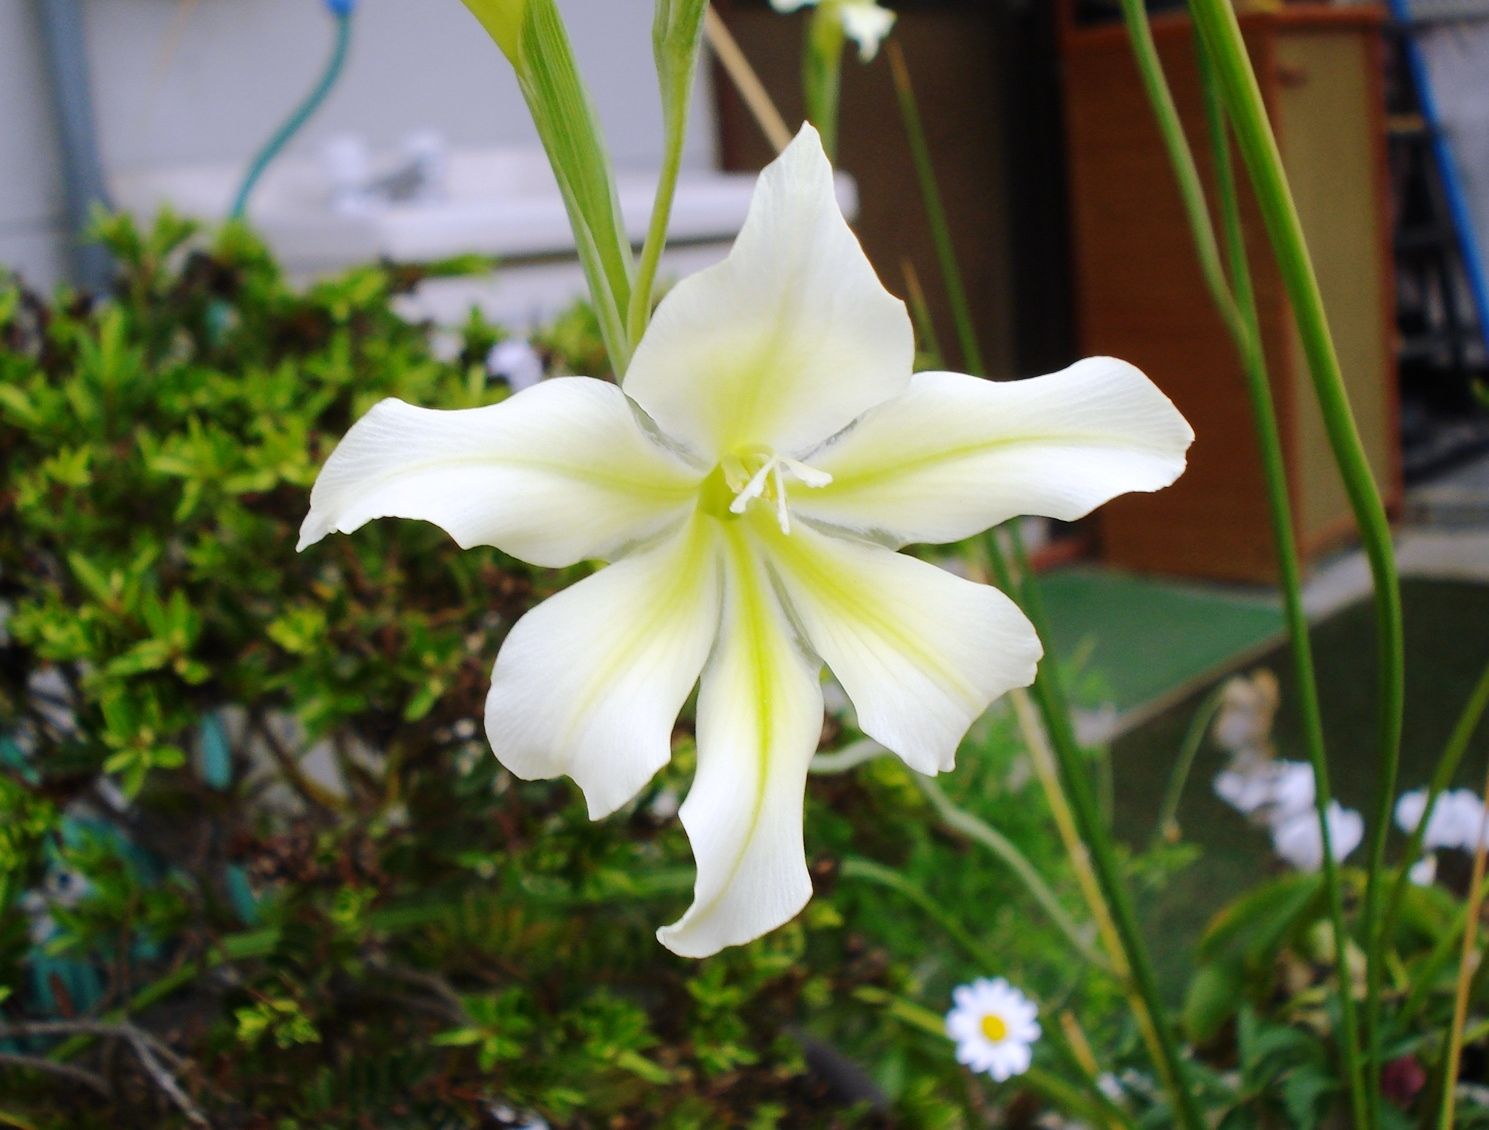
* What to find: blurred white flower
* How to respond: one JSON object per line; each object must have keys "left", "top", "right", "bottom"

{"left": 1396, "top": 787, "right": 1488, "bottom": 852}
{"left": 1270, "top": 801, "right": 1363, "bottom": 873}
{"left": 945, "top": 977, "right": 1041, "bottom": 1083}
{"left": 1214, "top": 759, "right": 1314, "bottom": 823}
{"left": 488, "top": 338, "right": 545, "bottom": 393}
{"left": 301, "top": 125, "right": 1192, "bottom": 958}
{"left": 1211, "top": 669, "right": 1279, "bottom": 764}
{"left": 770, "top": 0, "right": 897, "bottom": 62}
{"left": 1409, "top": 853, "right": 1438, "bottom": 887}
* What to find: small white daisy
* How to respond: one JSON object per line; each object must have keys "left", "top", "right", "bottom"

{"left": 945, "top": 977, "right": 1040, "bottom": 1082}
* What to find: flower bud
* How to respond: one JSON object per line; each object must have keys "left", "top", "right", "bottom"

{"left": 461, "top": 0, "right": 524, "bottom": 64}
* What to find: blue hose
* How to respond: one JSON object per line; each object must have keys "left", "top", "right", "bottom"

{"left": 229, "top": 2, "right": 355, "bottom": 220}
{"left": 1387, "top": 0, "right": 1489, "bottom": 355}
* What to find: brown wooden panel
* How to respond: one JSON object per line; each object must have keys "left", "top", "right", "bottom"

{"left": 1064, "top": 8, "right": 1398, "bottom": 582}
{"left": 711, "top": 1, "right": 1019, "bottom": 377}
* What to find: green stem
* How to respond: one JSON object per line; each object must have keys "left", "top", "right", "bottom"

{"left": 1190, "top": 31, "right": 1368, "bottom": 1128}
{"left": 887, "top": 30, "right": 1198, "bottom": 1116}
{"left": 1114, "top": 0, "right": 1241, "bottom": 343}
{"left": 803, "top": 8, "right": 845, "bottom": 161}
{"left": 989, "top": 535, "right": 1206, "bottom": 1130}
{"left": 885, "top": 43, "right": 985, "bottom": 376}
{"left": 1438, "top": 763, "right": 1489, "bottom": 1130}
{"left": 627, "top": 0, "right": 707, "bottom": 355}
{"left": 1401, "top": 874, "right": 1489, "bottom": 1021}
{"left": 1150, "top": 687, "right": 1222, "bottom": 849}
{"left": 839, "top": 857, "right": 999, "bottom": 970}
{"left": 1385, "top": 660, "right": 1489, "bottom": 937}
{"left": 913, "top": 776, "right": 1110, "bottom": 972}
{"left": 627, "top": 107, "right": 688, "bottom": 356}
{"left": 1185, "top": 6, "right": 1405, "bottom": 1122}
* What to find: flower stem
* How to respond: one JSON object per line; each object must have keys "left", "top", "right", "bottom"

{"left": 1113, "top": 0, "right": 1241, "bottom": 343}
{"left": 913, "top": 776, "right": 1111, "bottom": 972}
{"left": 839, "top": 856, "right": 1001, "bottom": 970}
{"left": 988, "top": 534, "right": 1205, "bottom": 1130}
{"left": 1188, "top": 28, "right": 1368, "bottom": 1127}
{"left": 628, "top": 0, "right": 708, "bottom": 356}
{"left": 1184, "top": 5, "right": 1405, "bottom": 1121}
{"left": 803, "top": 7, "right": 845, "bottom": 160}
{"left": 885, "top": 42, "right": 985, "bottom": 376}
{"left": 1437, "top": 756, "right": 1489, "bottom": 1130}
{"left": 886, "top": 34, "right": 1200, "bottom": 1118}
{"left": 1385, "top": 658, "right": 1489, "bottom": 936}
{"left": 1149, "top": 686, "right": 1222, "bottom": 850}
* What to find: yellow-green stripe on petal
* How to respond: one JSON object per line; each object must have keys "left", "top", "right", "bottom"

{"left": 485, "top": 516, "right": 722, "bottom": 820}
{"left": 761, "top": 519, "right": 1041, "bottom": 775}
{"left": 795, "top": 359, "right": 1194, "bottom": 548}
{"left": 298, "top": 378, "right": 701, "bottom": 569}
{"left": 657, "top": 526, "right": 825, "bottom": 958}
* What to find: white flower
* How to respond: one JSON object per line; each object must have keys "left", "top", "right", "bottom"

{"left": 1396, "top": 787, "right": 1488, "bottom": 852}
{"left": 299, "top": 126, "right": 1193, "bottom": 957}
{"left": 487, "top": 338, "right": 545, "bottom": 393}
{"left": 1409, "top": 853, "right": 1438, "bottom": 887}
{"left": 946, "top": 977, "right": 1041, "bottom": 1082}
{"left": 1270, "top": 801, "right": 1363, "bottom": 872}
{"left": 770, "top": 0, "right": 897, "bottom": 62}
{"left": 1214, "top": 759, "right": 1314, "bottom": 823}
{"left": 1211, "top": 669, "right": 1279, "bottom": 762}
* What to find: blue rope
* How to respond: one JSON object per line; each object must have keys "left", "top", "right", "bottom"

{"left": 229, "top": 5, "right": 354, "bottom": 220}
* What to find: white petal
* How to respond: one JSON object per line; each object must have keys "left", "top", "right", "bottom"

{"left": 657, "top": 530, "right": 826, "bottom": 958}
{"left": 1395, "top": 788, "right": 1428, "bottom": 833}
{"left": 840, "top": 1, "right": 896, "bottom": 60}
{"left": 624, "top": 125, "right": 913, "bottom": 461}
{"left": 485, "top": 519, "right": 721, "bottom": 818}
{"left": 796, "top": 358, "right": 1194, "bottom": 547}
{"left": 1271, "top": 802, "right": 1363, "bottom": 872}
{"left": 299, "top": 378, "right": 700, "bottom": 568}
{"left": 1409, "top": 854, "right": 1438, "bottom": 887}
{"left": 762, "top": 522, "right": 1041, "bottom": 774}
{"left": 987, "top": 1042, "right": 1033, "bottom": 1082}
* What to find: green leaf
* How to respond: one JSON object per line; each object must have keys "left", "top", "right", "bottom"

{"left": 1183, "top": 960, "right": 1245, "bottom": 1043}
{"left": 515, "top": 0, "right": 635, "bottom": 370}
{"left": 1199, "top": 871, "right": 1323, "bottom": 970}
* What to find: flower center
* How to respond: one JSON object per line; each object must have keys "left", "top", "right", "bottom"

{"left": 980, "top": 1013, "right": 1009, "bottom": 1043}
{"left": 720, "top": 446, "right": 832, "bottom": 534}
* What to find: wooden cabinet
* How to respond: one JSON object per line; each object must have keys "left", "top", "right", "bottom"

{"left": 1062, "top": 8, "right": 1400, "bottom": 583}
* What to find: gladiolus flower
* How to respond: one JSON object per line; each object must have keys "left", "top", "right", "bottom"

{"left": 299, "top": 125, "right": 1192, "bottom": 956}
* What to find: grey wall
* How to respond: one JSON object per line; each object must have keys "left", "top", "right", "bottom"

{"left": 1, "top": 0, "right": 69, "bottom": 287}
{"left": 0, "top": 0, "right": 719, "bottom": 288}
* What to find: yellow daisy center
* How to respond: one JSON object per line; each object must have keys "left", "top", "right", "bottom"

{"left": 980, "top": 1012, "right": 1009, "bottom": 1042}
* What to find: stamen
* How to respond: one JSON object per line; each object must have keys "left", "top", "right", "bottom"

{"left": 782, "top": 457, "right": 833, "bottom": 488}
{"left": 728, "top": 458, "right": 776, "bottom": 515}
{"left": 723, "top": 449, "right": 833, "bottom": 531}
